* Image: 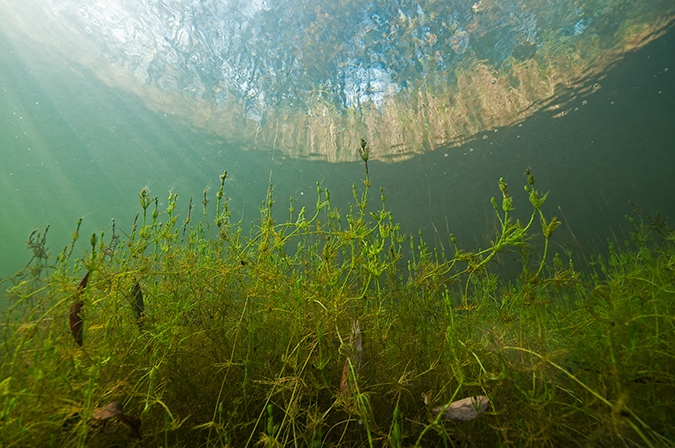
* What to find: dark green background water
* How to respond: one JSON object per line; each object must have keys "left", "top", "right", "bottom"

{"left": 1, "top": 27, "right": 673, "bottom": 279}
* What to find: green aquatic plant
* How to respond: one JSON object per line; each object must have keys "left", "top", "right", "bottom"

{"left": 1, "top": 154, "right": 674, "bottom": 447}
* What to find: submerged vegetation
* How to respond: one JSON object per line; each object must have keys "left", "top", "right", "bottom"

{"left": 2, "top": 154, "right": 675, "bottom": 447}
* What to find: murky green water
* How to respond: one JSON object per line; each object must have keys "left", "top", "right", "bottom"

{"left": 1, "top": 4, "right": 675, "bottom": 445}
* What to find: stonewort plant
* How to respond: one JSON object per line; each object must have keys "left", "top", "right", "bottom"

{"left": 1, "top": 143, "right": 674, "bottom": 447}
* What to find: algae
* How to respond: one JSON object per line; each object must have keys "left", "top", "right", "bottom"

{"left": 1, "top": 158, "right": 674, "bottom": 447}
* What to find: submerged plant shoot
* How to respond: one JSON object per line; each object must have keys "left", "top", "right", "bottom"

{"left": 1, "top": 0, "right": 673, "bottom": 445}
{"left": 1, "top": 159, "right": 674, "bottom": 447}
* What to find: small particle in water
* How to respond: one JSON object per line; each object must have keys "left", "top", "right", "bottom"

{"left": 518, "top": 123, "right": 522, "bottom": 127}
{"left": 482, "top": 135, "right": 488, "bottom": 140}
{"left": 582, "top": 100, "right": 587, "bottom": 105}
{"left": 93, "top": 402, "right": 123, "bottom": 420}
{"left": 493, "top": 128, "right": 498, "bottom": 133}
{"left": 469, "top": 148, "right": 474, "bottom": 152}
{"left": 300, "top": 192, "right": 304, "bottom": 195}
{"left": 664, "top": 67, "right": 669, "bottom": 72}
{"left": 444, "top": 153, "right": 448, "bottom": 157}
{"left": 574, "top": 107, "right": 579, "bottom": 111}
{"left": 433, "top": 395, "right": 490, "bottom": 422}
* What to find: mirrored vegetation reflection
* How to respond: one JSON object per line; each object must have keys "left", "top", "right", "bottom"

{"left": 6, "top": 0, "right": 674, "bottom": 161}
{"left": 2, "top": 158, "right": 675, "bottom": 446}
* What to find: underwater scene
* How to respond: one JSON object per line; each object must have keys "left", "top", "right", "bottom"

{"left": 1, "top": 0, "right": 675, "bottom": 446}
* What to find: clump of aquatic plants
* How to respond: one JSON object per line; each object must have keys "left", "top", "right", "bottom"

{"left": 1, "top": 152, "right": 674, "bottom": 447}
